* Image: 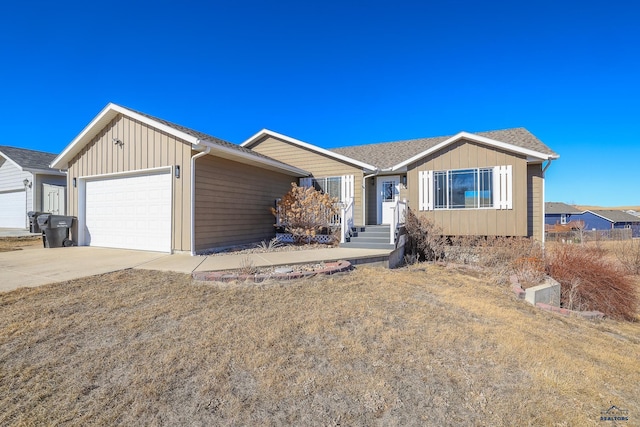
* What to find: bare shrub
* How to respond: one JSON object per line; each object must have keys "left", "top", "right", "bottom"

{"left": 404, "top": 209, "right": 445, "bottom": 262}
{"left": 446, "top": 235, "right": 483, "bottom": 264}
{"left": 256, "top": 237, "right": 284, "bottom": 251}
{"left": 546, "top": 245, "right": 638, "bottom": 321}
{"left": 512, "top": 256, "right": 546, "bottom": 288}
{"left": 445, "top": 236, "right": 543, "bottom": 284}
{"left": 613, "top": 239, "right": 640, "bottom": 275}
{"left": 272, "top": 184, "right": 339, "bottom": 243}
{"left": 238, "top": 256, "right": 259, "bottom": 275}
{"left": 476, "top": 237, "right": 542, "bottom": 270}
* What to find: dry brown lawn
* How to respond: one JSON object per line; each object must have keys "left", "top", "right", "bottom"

{"left": 0, "top": 236, "right": 42, "bottom": 252}
{"left": 1, "top": 265, "right": 638, "bottom": 426}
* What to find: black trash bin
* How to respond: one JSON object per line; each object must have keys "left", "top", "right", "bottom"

{"left": 27, "top": 211, "right": 48, "bottom": 234}
{"left": 37, "top": 214, "right": 76, "bottom": 248}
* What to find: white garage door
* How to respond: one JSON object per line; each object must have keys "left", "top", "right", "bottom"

{"left": 85, "top": 171, "right": 172, "bottom": 252}
{"left": 0, "top": 190, "right": 26, "bottom": 228}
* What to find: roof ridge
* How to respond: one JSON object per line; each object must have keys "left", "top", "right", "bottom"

{"left": 0, "top": 145, "right": 59, "bottom": 156}
{"left": 331, "top": 127, "right": 531, "bottom": 151}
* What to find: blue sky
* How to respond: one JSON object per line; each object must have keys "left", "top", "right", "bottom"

{"left": 1, "top": 0, "right": 638, "bottom": 206}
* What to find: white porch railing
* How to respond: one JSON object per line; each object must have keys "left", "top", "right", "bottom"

{"left": 389, "top": 198, "right": 407, "bottom": 244}
{"left": 274, "top": 198, "right": 351, "bottom": 243}
{"left": 340, "top": 197, "right": 355, "bottom": 243}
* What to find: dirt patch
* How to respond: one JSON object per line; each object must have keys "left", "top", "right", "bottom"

{"left": 0, "top": 236, "right": 42, "bottom": 252}
{"left": 1, "top": 266, "right": 638, "bottom": 425}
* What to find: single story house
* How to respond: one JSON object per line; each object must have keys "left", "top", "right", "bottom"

{"left": 242, "top": 127, "right": 559, "bottom": 242}
{"left": 545, "top": 202, "right": 583, "bottom": 226}
{"left": 50, "top": 103, "right": 308, "bottom": 254}
{"left": 570, "top": 210, "right": 640, "bottom": 238}
{"left": 52, "top": 103, "right": 558, "bottom": 254}
{"left": 0, "top": 146, "right": 66, "bottom": 228}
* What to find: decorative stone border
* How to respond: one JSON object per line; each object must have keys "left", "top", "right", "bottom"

{"left": 192, "top": 260, "right": 352, "bottom": 283}
{"left": 510, "top": 275, "right": 604, "bottom": 320}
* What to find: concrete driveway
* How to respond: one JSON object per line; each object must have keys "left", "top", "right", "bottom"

{"left": 0, "top": 245, "right": 392, "bottom": 293}
{"left": 0, "top": 247, "right": 172, "bottom": 292}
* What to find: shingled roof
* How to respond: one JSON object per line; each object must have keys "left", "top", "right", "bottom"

{"left": 590, "top": 210, "right": 640, "bottom": 223}
{"left": 331, "top": 128, "right": 558, "bottom": 169}
{"left": 51, "top": 103, "right": 308, "bottom": 176}
{"left": 545, "top": 202, "right": 583, "bottom": 215}
{"left": 128, "top": 107, "right": 281, "bottom": 163}
{"left": 0, "top": 146, "right": 63, "bottom": 173}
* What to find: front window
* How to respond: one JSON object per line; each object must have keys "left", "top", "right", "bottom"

{"left": 434, "top": 167, "right": 494, "bottom": 209}
{"left": 311, "top": 177, "right": 342, "bottom": 200}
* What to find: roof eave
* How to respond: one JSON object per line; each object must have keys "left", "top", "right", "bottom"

{"left": 241, "top": 129, "right": 377, "bottom": 172}
{"left": 199, "top": 139, "right": 309, "bottom": 177}
{"left": 25, "top": 168, "right": 67, "bottom": 175}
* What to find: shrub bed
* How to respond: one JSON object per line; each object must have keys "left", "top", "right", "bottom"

{"left": 546, "top": 245, "right": 638, "bottom": 321}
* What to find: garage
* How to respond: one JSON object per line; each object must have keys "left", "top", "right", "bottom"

{"left": 83, "top": 170, "right": 172, "bottom": 252}
{"left": 0, "top": 190, "right": 26, "bottom": 228}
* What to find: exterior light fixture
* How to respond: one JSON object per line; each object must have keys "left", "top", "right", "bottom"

{"left": 23, "top": 178, "right": 31, "bottom": 188}
{"left": 175, "top": 165, "right": 180, "bottom": 178}
{"left": 73, "top": 178, "right": 77, "bottom": 188}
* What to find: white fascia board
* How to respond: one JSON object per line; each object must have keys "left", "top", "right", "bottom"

{"left": 584, "top": 210, "right": 617, "bottom": 224}
{"left": 24, "top": 168, "right": 67, "bottom": 176}
{"left": 51, "top": 103, "right": 201, "bottom": 170}
{"left": 0, "top": 151, "right": 23, "bottom": 171}
{"left": 199, "top": 139, "right": 309, "bottom": 177}
{"left": 390, "top": 132, "right": 557, "bottom": 171}
{"left": 241, "top": 129, "right": 377, "bottom": 172}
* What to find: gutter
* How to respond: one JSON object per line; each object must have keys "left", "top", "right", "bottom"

{"left": 190, "top": 145, "right": 211, "bottom": 255}
{"left": 541, "top": 159, "right": 554, "bottom": 247}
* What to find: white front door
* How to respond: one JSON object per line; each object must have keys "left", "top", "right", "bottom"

{"left": 377, "top": 176, "right": 400, "bottom": 225}
{"left": 43, "top": 184, "right": 66, "bottom": 215}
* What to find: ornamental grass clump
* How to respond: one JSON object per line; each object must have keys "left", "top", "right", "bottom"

{"left": 545, "top": 244, "right": 638, "bottom": 321}
{"left": 272, "top": 183, "right": 339, "bottom": 243}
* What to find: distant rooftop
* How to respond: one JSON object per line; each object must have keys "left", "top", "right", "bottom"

{"left": 0, "top": 145, "right": 63, "bottom": 173}
{"left": 545, "top": 202, "right": 583, "bottom": 215}
{"left": 590, "top": 210, "right": 640, "bottom": 223}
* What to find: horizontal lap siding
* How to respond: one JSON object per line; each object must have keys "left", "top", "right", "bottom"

{"left": 193, "top": 155, "right": 294, "bottom": 251}
{"left": 407, "top": 139, "right": 528, "bottom": 237}
{"left": 528, "top": 164, "right": 543, "bottom": 240}
{"left": 66, "top": 114, "right": 192, "bottom": 251}
{"left": 248, "top": 136, "right": 365, "bottom": 225}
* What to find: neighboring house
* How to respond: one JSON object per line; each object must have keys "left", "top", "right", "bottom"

{"left": 242, "top": 127, "right": 558, "bottom": 242}
{"left": 570, "top": 210, "right": 640, "bottom": 238}
{"left": 0, "top": 146, "right": 66, "bottom": 229}
{"left": 545, "top": 202, "right": 583, "bottom": 226}
{"left": 50, "top": 103, "right": 307, "bottom": 254}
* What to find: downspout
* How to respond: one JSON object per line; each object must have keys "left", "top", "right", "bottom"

{"left": 190, "top": 146, "right": 211, "bottom": 255}
{"left": 362, "top": 171, "right": 379, "bottom": 226}
{"left": 541, "top": 159, "right": 554, "bottom": 247}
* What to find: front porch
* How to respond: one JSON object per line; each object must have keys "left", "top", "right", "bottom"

{"left": 274, "top": 196, "right": 407, "bottom": 249}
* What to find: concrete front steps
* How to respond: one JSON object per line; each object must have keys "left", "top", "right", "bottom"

{"left": 340, "top": 225, "right": 395, "bottom": 250}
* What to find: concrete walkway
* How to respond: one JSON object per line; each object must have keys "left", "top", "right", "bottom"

{"left": 0, "top": 245, "right": 392, "bottom": 292}
{"left": 137, "top": 247, "right": 392, "bottom": 273}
